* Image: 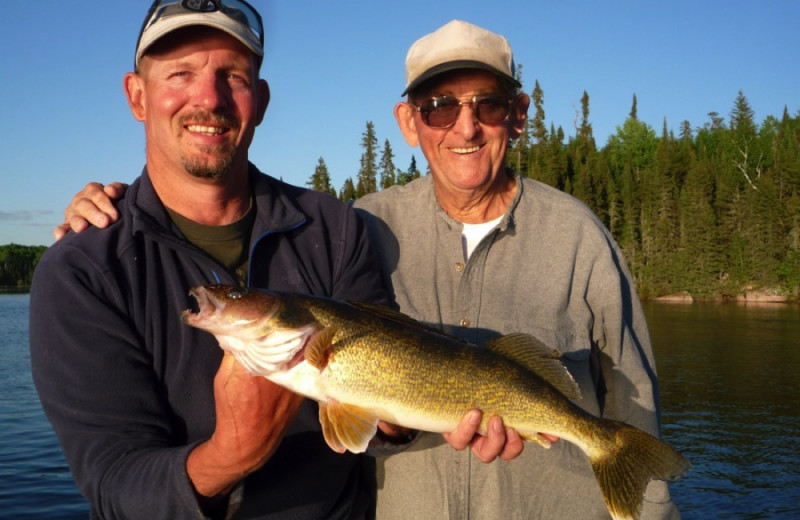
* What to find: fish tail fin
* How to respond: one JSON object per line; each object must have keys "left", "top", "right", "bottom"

{"left": 588, "top": 422, "right": 691, "bottom": 520}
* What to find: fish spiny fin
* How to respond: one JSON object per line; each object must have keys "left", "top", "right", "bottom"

{"left": 484, "top": 333, "right": 581, "bottom": 400}
{"left": 318, "top": 400, "right": 378, "bottom": 454}
{"left": 304, "top": 326, "right": 338, "bottom": 370}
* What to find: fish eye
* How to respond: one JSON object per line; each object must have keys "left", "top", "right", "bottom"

{"left": 226, "top": 287, "right": 246, "bottom": 300}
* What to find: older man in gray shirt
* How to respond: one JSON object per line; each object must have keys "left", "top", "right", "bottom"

{"left": 354, "top": 20, "right": 681, "bottom": 520}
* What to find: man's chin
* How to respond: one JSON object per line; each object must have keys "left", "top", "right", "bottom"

{"left": 183, "top": 156, "right": 235, "bottom": 180}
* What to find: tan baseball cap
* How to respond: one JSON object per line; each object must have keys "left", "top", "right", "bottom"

{"left": 402, "top": 20, "right": 521, "bottom": 96}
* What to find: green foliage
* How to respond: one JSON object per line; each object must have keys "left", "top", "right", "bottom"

{"left": 356, "top": 121, "right": 379, "bottom": 197}
{"left": 338, "top": 178, "right": 356, "bottom": 203}
{"left": 513, "top": 88, "right": 799, "bottom": 298}
{"left": 0, "top": 244, "right": 47, "bottom": 288}
{"left": 379, "top": 139, "right": 397, "bottom": 190}
{"left": 306, "top": 157, "right": 337, "bottom": 197}
{"left": 397, "top": 155, "right": 421, "bottom": 186}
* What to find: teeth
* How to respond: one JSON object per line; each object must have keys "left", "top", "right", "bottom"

{"left": 187, "top": 125, "right": 226, "bottom": 135}
{"left": 451, "top": 146, "right": 480, "bottom": 154}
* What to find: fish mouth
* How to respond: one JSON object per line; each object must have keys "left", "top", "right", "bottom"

{"left": 181, "top": 286, "right": 225, "bottom": 327}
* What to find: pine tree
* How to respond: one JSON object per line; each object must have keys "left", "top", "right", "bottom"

{"left": 774, "top": 109, "right": 800, "bottom": 272}
{"left": 639, "top": 125, "right": 680, "bottom": 295}
{"left": 676, "top": 154, "right": 722, "bottom": 295}
{"left": 531, "top": 80, "right": 547, "bottom": 144}
{"left": 524, "top": 80, "right": 547, "bottom": 180}
{"left": 510, "top": 117, "right": 531, "bottom": 174}
{"left": 398, "top": 155, "right": 421, "bottom": 185}
{"left": 356, "top": 121, "right": 378, "bottom": 198}
{"left": 306, "top": 157, "right": 336, "bottom": 196}
{"left": 379, "top": 139, "right": 397, "bottom": 190}
{"left": 578, "top": 90, "right": 594, "bottom": 146}
{"left": 339, "top": 178, "right": 356, "bottom": 203}
{"left": 539, "top": 123, "right": 566, "bottom": 190}
{"left": 729, "top": 90, "right": 761, "bottom": 191}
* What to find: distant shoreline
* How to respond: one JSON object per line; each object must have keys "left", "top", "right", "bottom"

{"left": 0, "top": 287, "right": 29, "bottom": 294}
{"left": 650, "top": 290, "right": 798, "bottom": 304}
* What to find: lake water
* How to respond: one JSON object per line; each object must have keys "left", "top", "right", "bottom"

{"left": 643, "top": 301, "right": 800, "bottom": 519}
{"left": 0, "top": 294, "right": 88, "bottom": 519}
{"left": 2, "top": 294, "right": 799, "bottom": 519}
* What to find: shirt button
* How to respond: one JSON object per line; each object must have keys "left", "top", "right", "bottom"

{"left": 454, "top": 262, "right": 465, "bottom": 272}
{"left": 460, "top": 318, "right": 470, "bottom": 327}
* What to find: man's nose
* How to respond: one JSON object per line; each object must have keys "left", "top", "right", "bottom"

{"left": 193, "top": 73, "right": 231, "bottom": 110}
{"left": 451, "top": 101, "right": 481, "bottom": 138}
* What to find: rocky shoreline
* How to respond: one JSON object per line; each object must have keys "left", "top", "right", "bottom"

{"left": 651, "top": 289, "right": 798, "bottom": 304}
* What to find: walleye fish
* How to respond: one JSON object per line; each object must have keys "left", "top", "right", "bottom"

{"left": 182, "top": 284, "right": 690, "bottom": 520}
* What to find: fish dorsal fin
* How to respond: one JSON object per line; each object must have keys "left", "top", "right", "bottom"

{"left": 484, "top": 333, "right": 581, "bottom": 401}
{"left": 304, "top": 326, "right": 338, "bottom": 370}
{"left": 318, "top": 400, "right": 378, "bottom": 454}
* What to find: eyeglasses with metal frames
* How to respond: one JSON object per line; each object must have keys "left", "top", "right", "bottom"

{"left": 412, "top": 94, "right": 513, "bottom": 129}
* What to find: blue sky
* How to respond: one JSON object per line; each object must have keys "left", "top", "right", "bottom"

{"left": 1, "top": 1, "right": 797, "bottom": 246}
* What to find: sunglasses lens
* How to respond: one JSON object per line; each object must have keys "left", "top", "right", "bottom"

{"left": 418, "top": 95, "right": 511, "bottom": 128}
{"left": 139, "top": 1, "right": 264, "bottom": 55}
{"left": 475, "top": 96, "right": 511, "bottom": 125}
{"left": 222, "top": 1, "right": 263, "bottom": 42}
{"left": 420, "top": 98, "right": 461, "bottom": 128}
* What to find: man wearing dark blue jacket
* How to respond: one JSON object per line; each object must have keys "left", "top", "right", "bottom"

{"left": 29, "top": 2, "right": 389, "bottom": 518}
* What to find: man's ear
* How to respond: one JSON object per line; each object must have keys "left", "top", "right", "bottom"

{"left": 394, "top": 102, "right": 420, "bottom": 147}
{"left": 508, "top": 93, "right": 530, "bottom": 139}
{"left": 123, "top": 72, "right": 146, "bottom": 122}
{"left": 255, "top": 79, "right": 270, "bottom": 125}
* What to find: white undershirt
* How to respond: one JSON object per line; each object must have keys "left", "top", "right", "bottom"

{"left": 461, "top": 216, "right": 503, "bottom": 259}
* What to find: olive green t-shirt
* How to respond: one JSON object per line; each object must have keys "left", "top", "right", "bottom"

{"left": 166, "top": 202, "right": 255, "bottom": 286}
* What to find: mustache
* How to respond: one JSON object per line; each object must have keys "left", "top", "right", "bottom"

{"left": 179, "top": 111, "right": 239, "bottom": 129}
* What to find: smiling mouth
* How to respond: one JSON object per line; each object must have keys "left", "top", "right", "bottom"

{"left": 186, "top": 124, "right": 229, "bottom": 136}
{"left": 451, "top": 145, "right": 481, "bottom": 154}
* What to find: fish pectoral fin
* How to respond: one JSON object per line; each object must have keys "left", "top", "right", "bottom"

{"left": 305, "top": 326, "right": 338, "bottom": 370}
{"left": 318, "top": 400, "right": 378, "bottom": 454}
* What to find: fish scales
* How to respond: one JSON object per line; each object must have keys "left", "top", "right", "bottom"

{"left": 300, "top": 294, "right": 576, "bottom": 434}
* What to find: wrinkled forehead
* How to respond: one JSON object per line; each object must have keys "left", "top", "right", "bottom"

{"left": 409, "top": 69, "right": 504, "bottom": 100}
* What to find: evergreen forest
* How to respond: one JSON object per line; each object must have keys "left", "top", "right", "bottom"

{"left": 307, "top": 87, "right": 800, "bottom": 300}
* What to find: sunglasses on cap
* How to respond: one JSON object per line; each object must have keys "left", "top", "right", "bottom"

{"left": 412, "top": 94, "right": 513, "bottom": 129}
{"left": 136, "top": 0, "right": 263, "bottom": 66}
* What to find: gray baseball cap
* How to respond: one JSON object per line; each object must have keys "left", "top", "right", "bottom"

{"left": 402, "top": 20, "right": 521, "bottom": 96}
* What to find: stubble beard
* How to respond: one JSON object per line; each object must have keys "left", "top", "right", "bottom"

{"left": 183, "top": 145, "right": 236, "bottom": 180}
{"left": 179, "top": 110, "right": 240, "bottom": 180}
